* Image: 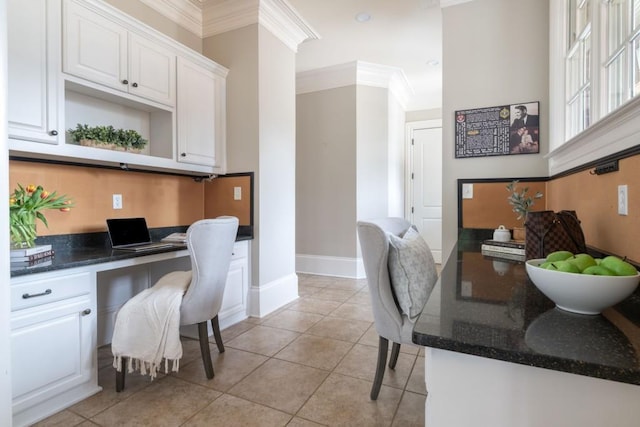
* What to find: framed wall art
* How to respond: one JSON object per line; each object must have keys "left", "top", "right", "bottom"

{"left": 455, "top": 101, "right": 540, "bottom": 158}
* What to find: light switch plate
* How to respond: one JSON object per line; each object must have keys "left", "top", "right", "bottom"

{"left": 233, "top": 187, "right": 242, "bottom": 201}
{"left": 618, "top": 185, "right": 628, "bottom": 215}
{"left": 462, "top": 183, "right": 474, "bottom": 199}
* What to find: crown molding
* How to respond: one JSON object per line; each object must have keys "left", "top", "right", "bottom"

{"left": 202, "top": 0, "right": 318, "bottom": 51}
{"left": 296, "top": 61, "right": 414, "bottom": 109}
{"left": 138, "top": 0, "right": 203, "bottom": 37}
{"left": 440, "top": 0, "right": 475, "bottom": 7}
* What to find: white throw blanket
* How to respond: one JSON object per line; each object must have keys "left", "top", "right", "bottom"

{"left": 112, "top": 270, "right": 192, "bottom": 379}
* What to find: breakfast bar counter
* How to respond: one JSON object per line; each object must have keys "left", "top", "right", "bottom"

{"left": 412, "top": 239, "right": 640, "bottom": 426}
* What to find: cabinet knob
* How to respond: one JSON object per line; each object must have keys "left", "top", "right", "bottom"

{"left": 122, "top": 79, "right": 129, "bottom": 85}
{"left": 49, "top": 130, "right": 58, "bottom": 136}
{"left": 82, "top": 309, "right": 92, "bottom": 316}
{"left": 180, "top": 153, "right": 186, "bottom": 157}
{"left": 132, "top": 82, "right": 138, "bottom": 88}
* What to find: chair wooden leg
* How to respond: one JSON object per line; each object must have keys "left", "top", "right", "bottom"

{"left": 389, "top": 342, "right": 401, "bottom": 369}
{"left": 371, "top": 336, "right": 389, "bottom": 400}
{"left": 115, "top": 357, "right": 126, "bottom": 392}
{"left": 211, "top": 315, "right": 225, "bottom": 354}
{"left": 198, "top": 321, "right": 214, "bottom": 379}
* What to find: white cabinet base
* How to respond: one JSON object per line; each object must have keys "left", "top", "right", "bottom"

{"left": 424, "top": 347, "right": 640, "bottom": 427}
{"left": 13, "top": 382, "right": 101, "bottom": 427}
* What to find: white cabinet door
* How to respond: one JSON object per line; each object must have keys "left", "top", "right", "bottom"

{"left": 128, "top": 33, "right": 176, "bottom": 106}
{"left": 219, "top": 241, "right": 249, "bottom": 326}
{"left": 11, "top": 295, "right": 94, "bottom": 416}
{"left": 63, "top": 0, "right": 128, "bottom": 92}
{"left": 63, "top": 0, "right": 175, "bottom": 106}
{"left": 8, "top": 0, "right": 61, "bottom": 144}
{"left": 176, "top": 57, "right": 217, "bottom": 167}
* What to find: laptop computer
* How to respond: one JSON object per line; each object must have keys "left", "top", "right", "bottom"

{"left": 107, "top": 217, "right": 174, "bottom": 251}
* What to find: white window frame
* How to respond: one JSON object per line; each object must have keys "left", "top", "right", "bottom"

{"left": 548, "top": 0, "right": 640, "bottom": 175}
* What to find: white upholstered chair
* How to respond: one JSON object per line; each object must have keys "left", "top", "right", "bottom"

{"left": 115, "top": 216, "right": 239, "bottom": 391}
{"left": 357, "top": 218, "right": 438, "bottom": 400}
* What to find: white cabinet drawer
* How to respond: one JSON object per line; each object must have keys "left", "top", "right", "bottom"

{"left": 11, "top": 272, "right": 92, "bottom": 311}
{"left": 231, "top": 241, "right": 248, "bottom": 260}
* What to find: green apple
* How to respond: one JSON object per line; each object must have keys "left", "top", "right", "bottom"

{"left": 582, "top": 265, "right": 616, "bottom": 276}
{"left": 551, "top": 260, "right": 581, "bottom": 274}
{"left": 600, "top": 256, "right": 638, "bottom": 276}
{"left": 539, "top": 261, "right": 554, "bottom": 269}
{"left": 546, "top": 251, "right": 574, "bottom": 263}
{"left": 567, "top": 253, "right": 597, "bottom": 272}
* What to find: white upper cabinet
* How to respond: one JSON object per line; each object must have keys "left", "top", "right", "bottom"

{"left": 63, "top": 0, "right": 176, "bottom": 107}
{"left": 7, "top": 0, "right": 227, "bottom": 175}
{"left": 177, "top": 57, "right": 227, "bottom": 172}
{"left": 7, "top": 0, "right": 61, "bottom": 144}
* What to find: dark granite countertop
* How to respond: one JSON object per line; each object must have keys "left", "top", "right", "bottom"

{"left": 412, "top": 239, "right": 640, "bottom": 386}
{"left": 10, "top": 226, "right": 253, "bottom": 278}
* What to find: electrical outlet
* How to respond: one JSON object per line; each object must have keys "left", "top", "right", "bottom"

{"left": 618, "top": 185, "right": 628, "bottom": 215}
{"left": 233, "top": 187, "right": 242, "bottom": 201}
{"left": 113, "top": 194, "right": 123, "bottom": 210}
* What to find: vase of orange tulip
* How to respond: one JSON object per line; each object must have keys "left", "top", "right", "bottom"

{"left": 9, "top": 184, "right": 74, "bottom": 248}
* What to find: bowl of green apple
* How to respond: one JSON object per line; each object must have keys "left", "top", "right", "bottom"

{"left": 526, "top": 251, "right": 640, "bottom": 315}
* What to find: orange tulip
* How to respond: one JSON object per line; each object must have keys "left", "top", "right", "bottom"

{"left": 26, "top": 184, "right": 36, "bottom": 193}
{"left": 40, "top": 190, "right": 49, "bottom": 199}
{"left": 60, "top": 200, "right": 72, "bottom": 212}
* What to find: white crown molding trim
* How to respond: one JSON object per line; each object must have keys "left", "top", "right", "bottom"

{"left": 202, "top": 0, "right": 259, "bottom": 37}
{"left": 297, "top": 61, "right": 414, "bottom": 109}
{"left": 202, "top": 0, "right": 319, "bottom": 51}
{"left": 440, "top": 0, "right": 475, "bottom": 7}
{"left": 258, "top": 0, "right": 319, "bottom": 52}
{"left": 138, "top": 0, "right": 203, "bottom": 37}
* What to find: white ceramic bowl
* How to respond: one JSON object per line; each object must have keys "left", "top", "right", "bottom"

{"left": 525, "top": 259, "right": 640, "bottom": 315}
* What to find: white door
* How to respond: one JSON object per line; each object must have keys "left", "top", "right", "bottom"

{"left": 408, "top": 120, "right": 443, "bottom": 263}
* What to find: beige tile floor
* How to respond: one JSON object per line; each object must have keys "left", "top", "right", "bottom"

{"left": 35, "top": 273, "right": 426, "bottom": 427}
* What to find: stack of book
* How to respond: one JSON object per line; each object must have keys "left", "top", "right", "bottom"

{"left": 481, "top": 239, "right": 525, "bottom": 261}
{"left": 10, "top": 244, "right": 55, "bottom": 268}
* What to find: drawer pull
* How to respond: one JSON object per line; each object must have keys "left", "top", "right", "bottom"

{"left": 82, "top": 309, "right": 92, "bottom": 316}
{"left": 22, "top": 289, "right": 52, "bottom": 299}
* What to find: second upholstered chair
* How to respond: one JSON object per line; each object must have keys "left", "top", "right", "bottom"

{"left": 357, "top": 218, "right": 438, "bottom": 400}
{"left": 115, "top": 216, "right": 239, "bottom": 391}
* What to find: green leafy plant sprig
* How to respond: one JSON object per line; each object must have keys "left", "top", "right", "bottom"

{"left": 506, "top": 180, "right": 543, "bottom": 222}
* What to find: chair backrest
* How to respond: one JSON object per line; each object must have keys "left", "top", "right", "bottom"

{"left": 180, "top": 217, "right": 239, "bottom": 326}
{"left": 357, "top": 218, "right": 422, "bottom": 343}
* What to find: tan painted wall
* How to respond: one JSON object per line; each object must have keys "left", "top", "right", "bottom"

{"left": 204, "top": 175, "right": 251, "bottom": 225}
{"left": 460, "top": 154, "right": 640, "bottom": 264}
{"left": 546, "top": 156, "right": 640, "bottom": 264}
{"left": 462, "top": 181, "right": 546, "bottom": 230}
{"left": 442, "top": 0, "right": 550, "bottom": 263}
{"left": 9, "top": 160, "right": 204, "bottom": 235}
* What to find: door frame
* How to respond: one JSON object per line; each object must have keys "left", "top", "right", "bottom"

{"left": 405, "top": 119, "right": 443, "bottom": 225}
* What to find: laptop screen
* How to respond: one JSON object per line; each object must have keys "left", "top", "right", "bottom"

{"left": 107, "top": 218, "right": 152, "bottom": 247}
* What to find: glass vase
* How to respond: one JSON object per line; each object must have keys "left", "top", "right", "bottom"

{"left": 10, "top": 217, "right": 37, "bottom": 249}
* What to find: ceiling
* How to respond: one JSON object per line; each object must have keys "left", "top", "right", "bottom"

{"left": 287, "top": 0, "right": 443, "bottom": 111}
{"left": 157, "top": 0, "right": 443, "bottom": 111}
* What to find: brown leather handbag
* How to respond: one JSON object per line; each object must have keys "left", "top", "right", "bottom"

{"left": 524, "top": 210, "right": 587, "bottom": 260}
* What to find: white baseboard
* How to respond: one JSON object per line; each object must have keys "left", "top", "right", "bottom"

{"left": 248, "top": 272, "right": 298, "bottom": 318}
{"left": 296, "top": 254, "right": 365, "bottom": 278}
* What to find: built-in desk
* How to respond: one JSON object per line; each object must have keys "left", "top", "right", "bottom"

{"left": 413, "top": 240, "right": 640, "bottom": 427}
{"left": 10, "top": 234, "right": 250, "bottom": 427}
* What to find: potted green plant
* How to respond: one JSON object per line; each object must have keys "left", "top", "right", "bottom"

{"left": 68, "top": 124, "right": 148, "bottom": 153}
{"left": 506, "top": 180, "right": 543, "bottom": 241}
